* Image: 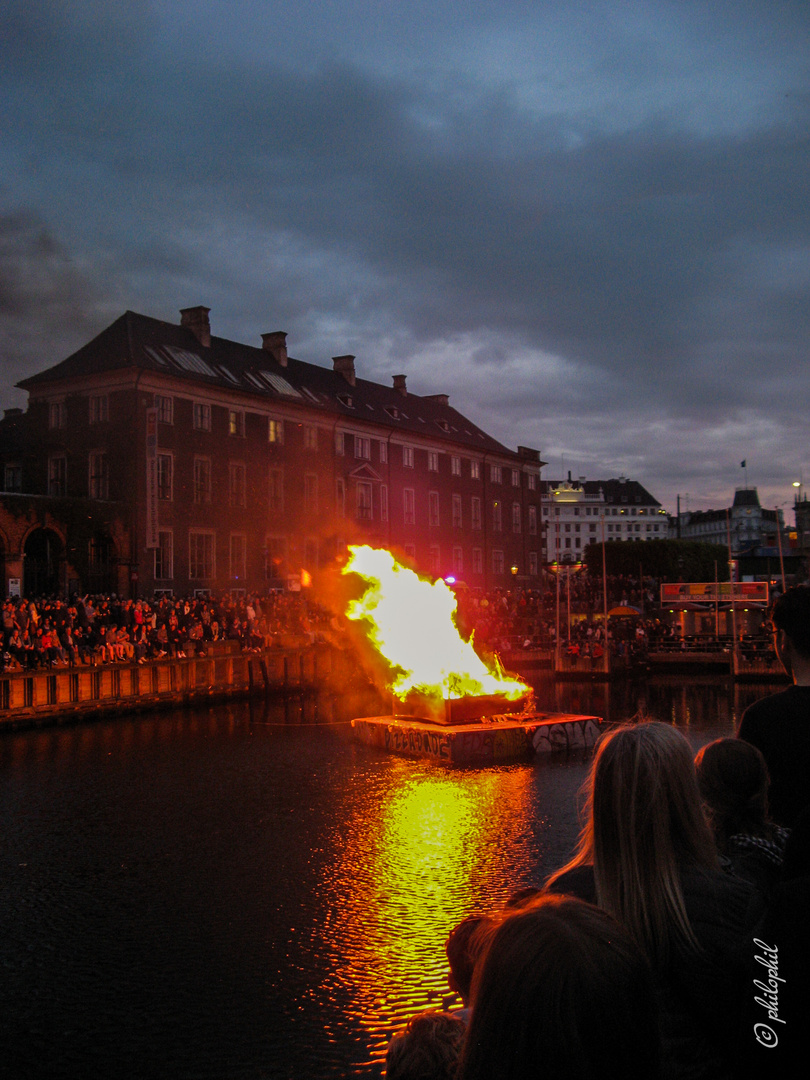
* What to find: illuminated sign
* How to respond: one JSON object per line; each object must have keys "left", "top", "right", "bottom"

{"left": 660, "top": 582, "right": 769, "bottom": 603}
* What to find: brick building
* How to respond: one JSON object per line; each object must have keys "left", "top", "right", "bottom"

{"left": 0, "top": 306, "right": 546, "bottom": 597}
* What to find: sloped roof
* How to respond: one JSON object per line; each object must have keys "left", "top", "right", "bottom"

{"left": 732, "top": 487, "right": 761, "bottom": 508}
{"left": 17, "top": 310, "right": 528, "bottom": 458}
{"left": 539, "top": 477, "right": 661, "bottom": 507}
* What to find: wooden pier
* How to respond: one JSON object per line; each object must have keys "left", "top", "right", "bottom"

{"left": 0, "top": 642, "right": 338, "bottom": 730}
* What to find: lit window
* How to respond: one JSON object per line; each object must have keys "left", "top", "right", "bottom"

{"left": 193, "top": 403, "right": 211, "bottom": 431}
{"left": 304, "top": 425, "right": 318, "bottom": 450}
{"left": 228, "top": 410, "right": 245, "bottom": 437}
{"left": 268, "top": 418, "right": 284, "bottom": 444}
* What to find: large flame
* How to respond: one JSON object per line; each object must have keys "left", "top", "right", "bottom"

{"left": 342, "top": 545, "right": 528, "bottom": 701}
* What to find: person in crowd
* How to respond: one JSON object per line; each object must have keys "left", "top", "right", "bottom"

{"left": 444, "top": 915, "right": 491, "bottom": 1018}
{"left": 456, "top": 893, "right": 661, "bottom": 1080}
{"left": 738, "top": 585, "right": 810, "bottom": 827}
{"left": 544, "top": 722, "right": 763, "bottom": 1079}
{"left": 385, "top": 1011, "right": 466, "bottom": 1080}
{"left": 694, "top": 737, "right": 789, "bottom": 892}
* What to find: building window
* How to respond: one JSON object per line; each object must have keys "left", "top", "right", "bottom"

{"left": 402, "top": 445, "right": 414, "bottom": 468}
{"left": 427, "top": 451, "right": 439, "bottom": 472}
{"left": 403, "top": 488, "right": 415, "bottom": 525}
{"left": 89, "top": 451, "right": 109, "bottom": 500}
{"left": 193, "top": 403, "right": 211, "bottom": 431}
{"left": 3, "top": 463, "right": 21, "bottom": 492}
{"left": 404, "top": 543, "right": 416, "bottom": 561}
{"left": 265, "top": 536, "right": 286, "bottom": 584}
{"left": 229, "top": 462, "right": 246, "bottom": 507}
{"left": 269, "top": 469, "right": 284, "bottom": 514}
{"left": 304, "top": 473, "right": 318, "bottom": 513}
{"left": 48, "top": 455, "right": 66, "bottom": 497}
{"left": 380, "top": 484, "right": 389, "bottom": 522}
{"left": 155, "top": 394, "right": 173, "bottom": 424}
{"left": 471, "top": 496, "right": 482, "bottom": 531}
{"left": 379, "top": 441, "right": 387, "bottom": 464}
{"left": 268, "top": 418, "right": 284, "bottom": 444}
{"left": 189, "top": 531, "right": 215, "bottom": 579}
{"left": 452, "top": 493, "right": 462, "bottom": 529}
{"left": 429, "top": 490, "right": 440, "bottom": 527}
{"left": 429, "top": 545, "right": 440, "bottom": 575}
{"left": 492, "top": 549, "right": 505, "bottom": 575}
{"left": 354, "top": 435, "right": 370, "bottom": 460}
{"left": 492, "top": 501, "right": 502, "bottom": 532}
{"left": 228, "top": 409, "right": 245, "bottom": 437}
{"left": 48, "top": 401, "right": 66, "bottom": 429}
{"left": 472, "top": 547, "right": 483, "bottom": 575}
{"left": 230, "top": 534, "right": 247, "bottom": 580}
{"left": 356, "top": 481, "right": 372, "bottom": 520}
{"left": 512, "top": 469, "right": 520, "bottom": 487}
{"left": 155, "top": 531, "right": 173, "bottom": 580}
{"left": 335, "top": 477, "right": 345, "bottom": 518}
{"left": 89, "top": 394, "right": 108, "bottom": 424}
{"left": 512, "top": 503, "right": 521, "bottom": 533}
{"left": 193, "top": 457, "right": 212, "bottom": 503}
{"left": 304, "top": 425, "right": 318, "bottom": 450}
{"left": 528, "top": 506, "right": 537, "bottom": 535}
{"left": 451, "top": 456, "right": 461, "bottom": 477}
{"left": 452, "top": 546, "right": 463, "bottom": 575}
{"left": 335, "top": 431, "right": 345, "bottom": 455}
{"left": 157, "top": 454, "right": 173, "bottom": 501}
{"left": 490, "top": 465, "right": 502, "bottom": 484}
{"left": 528, "top": 473, "right": 536, "bottom": 491}
{"left": 470, "top": 460, "right": 480, "bottom": 480}
{"left": 529, "top": 551, "right": 538, "bottom": 576}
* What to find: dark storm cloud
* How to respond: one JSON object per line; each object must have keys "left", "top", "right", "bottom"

{"left": 1, "top": 0, "right": 809, "bottom": 507}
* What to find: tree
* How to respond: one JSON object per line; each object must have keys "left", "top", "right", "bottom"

{"left": 582, "top": 539, "right": 729, "bottom": 581}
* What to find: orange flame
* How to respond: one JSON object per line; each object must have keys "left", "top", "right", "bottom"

{"left": 342, "top": 545, "right": 528, "bottom": 702}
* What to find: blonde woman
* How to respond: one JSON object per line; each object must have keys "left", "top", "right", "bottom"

{"left": 544, "top": 722, "right": 763, "bottom": 1080}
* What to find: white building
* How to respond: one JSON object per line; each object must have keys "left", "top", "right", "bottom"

{"left": 541, "top": 474, "right": 666, "bottom": 564}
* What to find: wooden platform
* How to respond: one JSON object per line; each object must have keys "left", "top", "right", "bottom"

{"left": 351, "top": 712, "right": 602, "bottom": 766}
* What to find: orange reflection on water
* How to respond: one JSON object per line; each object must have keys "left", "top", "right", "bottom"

{"left": 317, "top": 763, "right": 536, "bottom": 1068}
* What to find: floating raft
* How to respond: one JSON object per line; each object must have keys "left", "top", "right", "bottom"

{"left": 351, "top": 711, "right": 602, "bottom": 766}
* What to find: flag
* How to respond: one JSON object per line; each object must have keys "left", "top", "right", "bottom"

{"left": 740, "top": 460, "right": 746, "bottom": 468}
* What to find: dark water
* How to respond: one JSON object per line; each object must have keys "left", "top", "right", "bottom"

{"left": 0, "top": 676, "right": 783, "bottom": 1080}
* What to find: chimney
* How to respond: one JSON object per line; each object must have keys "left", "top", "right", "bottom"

{"left": 180, "top": 306, "right": 211, "bottom": 348}
{"left": 392, "top": 373, "right": 407, "bottom": 397}
{"left": 332, "top": 355, "right": 356, "bottom": 386}
{"left": 424, "top": 393, "right": 449, "bottom": 406}
{"left": 262, "top": 331, "right": 288, "bottom": 367}
{"left": 4, "top": 407, "right": 23, "bottom": 419}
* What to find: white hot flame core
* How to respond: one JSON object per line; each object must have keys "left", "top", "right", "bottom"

{"left": 343, "top": 545, "right": 528, "bottom": 701}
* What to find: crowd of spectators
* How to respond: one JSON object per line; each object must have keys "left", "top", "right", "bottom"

{"left": 0, "top": 592, "right": 333, "bottom": 672}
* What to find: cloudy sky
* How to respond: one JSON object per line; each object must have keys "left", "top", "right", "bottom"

{"left": 2, "top": 0, "right": 809, "bottom": 516}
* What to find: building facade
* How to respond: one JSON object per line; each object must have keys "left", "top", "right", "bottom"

{"left": 0, "top": 306, "right": 546, "bottom": 597}
{"left": 540, "top": 474, "right": 666, "bottom": 563}
{"left": 673, "top": 488, "right": 786, "bottom": 557}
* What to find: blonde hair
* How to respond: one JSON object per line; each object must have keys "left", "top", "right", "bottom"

{"left": 546, "top": 722, "right": 718, "bottom": 965}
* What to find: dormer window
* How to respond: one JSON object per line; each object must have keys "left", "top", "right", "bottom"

{"left": 338, "top": 393, "right": 354, "bottom": 408}
{"left": 385, "top": 406, "right": 400, "bottom": 420}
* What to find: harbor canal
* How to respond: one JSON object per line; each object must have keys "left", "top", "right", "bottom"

{"left": 0, "top": 675, "right": 782, "bottom": 1079}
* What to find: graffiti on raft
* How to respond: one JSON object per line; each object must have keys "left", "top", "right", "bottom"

{"left": 454, "top": 727, "right": 531, "bottom": 764}
{"left": 532, "top": 718, "right": 600, "bottom": 754}
{"left": 384, "top": 725, "right": 452, "bottom": 759}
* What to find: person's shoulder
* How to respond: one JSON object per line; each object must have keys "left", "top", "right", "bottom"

{"left": 544, "top": 864, "right": 596, "bottom": 903}
{"left": 739, "top": 687, "right": 792, "bottom": 734}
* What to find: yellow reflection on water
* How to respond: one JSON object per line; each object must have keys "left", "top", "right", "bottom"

{"left": 318, "top": 763, "right": 536, "bottom": 1067}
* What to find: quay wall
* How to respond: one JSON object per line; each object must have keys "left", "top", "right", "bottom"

{"left": 0, "top": 642, "right": 348, "bottom": 731}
